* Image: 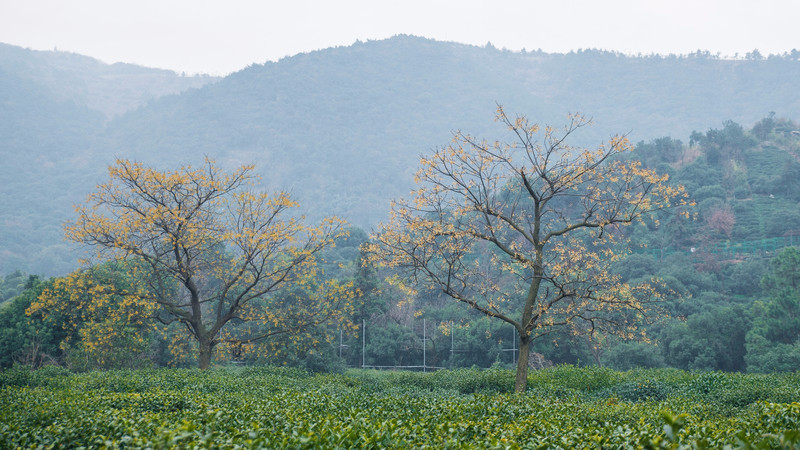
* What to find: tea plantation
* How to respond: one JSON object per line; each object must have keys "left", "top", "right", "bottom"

{"left": 1, "top": 365, "right": 799, "bottom": 448}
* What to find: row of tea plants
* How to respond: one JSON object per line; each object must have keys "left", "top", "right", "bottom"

{"left": 1, "top": 365, "right": 799, "bottom": 448}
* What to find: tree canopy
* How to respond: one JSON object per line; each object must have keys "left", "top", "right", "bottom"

{"left": 53, "top": 159, "right": 355, "bottom": 368}
{"left": 368, "top": 107, "right": 691, "bottom": 391}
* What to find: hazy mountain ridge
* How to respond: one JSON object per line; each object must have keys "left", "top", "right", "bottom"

{"left": 103, "top": 36, "right": 800, "bottom": 225}
{"left": 0, "top": 43, "right": 219, "bottom": 274}
{"left": 0, "top": 43, "right": 219, "bottom": 119}
{"left": 2, "top": 35, "right": 800, "bottom": 275}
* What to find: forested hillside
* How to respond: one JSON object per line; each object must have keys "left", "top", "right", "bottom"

{"left": 2, "top": 35, "right": 800, "bottom": 278}
{"left": 0, "top": 44, "right": 218, "bottom": 274}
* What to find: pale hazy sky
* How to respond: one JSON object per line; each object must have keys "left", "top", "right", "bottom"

{"left": 1, "top": 0, "right": 798, "bottom": 75}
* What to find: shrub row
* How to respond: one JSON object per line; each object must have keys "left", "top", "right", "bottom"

{"left": 1, "top": 365, "right": 799, "bottom": 448}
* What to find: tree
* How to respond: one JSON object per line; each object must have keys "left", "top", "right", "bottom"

{"left": 368, "top": 107, "right": 690, "bottom": 391}
{"left": 0, "top": 276, "right": 65, "bottom": 369}
{"left": 28, "top": 262, "right": 156, "bottom": 370}
{"left": 705, "top": 203, "right": 735, "bottom": 240}
{"left": 0, "top": 270, "right": 29, "bottom": 303}
{"left": 745, "top": 247, "right": 800, "bottom": 372}
{"left": 660, "top": 304, "right": 750, "bottom": 372}
{"left": 63, "top": 159, "right": 354, "bottom": 369}
{"left": 690, "top": 120, "right": 756, "bottom": 165}
{"left": 746, "top": 49, "right": 764, "bottom": 60}
{"left": 751, "top": 112, "right": 776, "bottom": 141}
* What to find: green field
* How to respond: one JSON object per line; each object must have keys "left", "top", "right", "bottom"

{"left": 1, "top": 365, "right": 799, "bottom": 448}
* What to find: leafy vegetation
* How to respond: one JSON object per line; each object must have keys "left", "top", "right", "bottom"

{"left": 48, "top": 159, "right": 356, "bottom": 369}
{"left": 0, "top": 271, "right": 29, "bottom": 304}
{"left": 0, "top": 276, "right": 64, "bottom": 369}
{"left": 745, "top": 247, "right": 800, "bottom": 372}
{"left": 1, "top": 366, "right": 799, "bottom": 448}
{"left": 1, "top": 102, "right": 800, "bottom": 447}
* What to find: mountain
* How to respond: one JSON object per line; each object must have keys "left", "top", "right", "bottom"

{"left": 2, "top": 35, "right": 800, "bottom": 276}
{"left": 0, "top": 44, "right": 219, "bottom": 274}
{"left": 0, "top": 43, "right": 219, "bottom": 119}
{"left": 101, "top": 36, "right": 800, "bottom": 222}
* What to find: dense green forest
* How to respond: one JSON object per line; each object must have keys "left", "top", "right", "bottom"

{"left": 2, "top": 36, "right": 800, "bottom": 276}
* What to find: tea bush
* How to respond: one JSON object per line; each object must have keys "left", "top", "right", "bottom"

{"left": 1, "top": 365, "right": 799, "bottom": 448}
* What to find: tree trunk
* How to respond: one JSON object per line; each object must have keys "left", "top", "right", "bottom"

{"left": 514, "top": 333, "right": 531, "bottom": 392}
{"left": 198, "top": 339, "right": 214, "bottom": 370}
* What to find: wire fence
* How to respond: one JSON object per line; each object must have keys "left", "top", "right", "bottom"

{"left": 345, "top": 242, "right": 800, "bottom": 371}
{"left": 638, "top": 236, "right": 800, "bottom": 260}
{"left": 340, "top": 319, "right": 520, "bottom": 372}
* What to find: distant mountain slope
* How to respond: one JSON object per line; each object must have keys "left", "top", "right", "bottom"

{"left": 2, "top": 35, "right": 800, "bottom": 276}
{"left": 0, "top": 43, "right": 219, "bottom": 119}
{"left": 104, "top": 37, "right": 542, "bottom": 226}
{"left": 104, "top": 35, "right": 800, "bottom": 226}
{"left": 0, "top": 43, "right": 218, "bottom": 275}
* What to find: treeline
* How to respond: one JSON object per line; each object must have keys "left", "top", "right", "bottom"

{"left": 0, "top": 243, "right": 799, "bottom": 374}
{"left": 0, "top": 228, "right": 372, "bottom": 371}
{"left": 2, "top": 114, "right": 800, "bottom": 373}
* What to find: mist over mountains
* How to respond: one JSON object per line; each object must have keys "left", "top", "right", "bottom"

{"left": 2, "top": 35, "right": 800, "bottom": 276}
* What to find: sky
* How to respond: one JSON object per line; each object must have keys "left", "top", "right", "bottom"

{"left": 1, "top": 0, "right": 798, "bottom": 76}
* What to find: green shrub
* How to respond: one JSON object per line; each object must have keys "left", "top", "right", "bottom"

{"left": 2, "top": 366, "right": 799, "bottom": 447}
{"left": 609, "top": 379, "right": 671, "bottom": 402}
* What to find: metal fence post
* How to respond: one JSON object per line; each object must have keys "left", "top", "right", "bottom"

{"left": 361, "top": 319, "right": 365, "bottom": 369}
{"left": 422, "top": 319, "right": 427, "bottom": 372}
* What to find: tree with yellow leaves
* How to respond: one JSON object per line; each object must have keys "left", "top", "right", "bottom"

{"left": 368, "top": 107, "right": 691, "bottom": 392}
{"left": 28, "top": 262, "right": 157, "bottom": 369}
{"left": 62, "top": 158, "right": 354, "bottom": 369}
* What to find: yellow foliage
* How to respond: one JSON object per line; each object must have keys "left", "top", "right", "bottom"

{"left": 368, "top": 107, "right": 689, "bottom": 389}
{"left": 28, "top": 263, "right": 156, "bottom": 368}
{"left": 59, "top": 158, "right": 356, "bottom": 368}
